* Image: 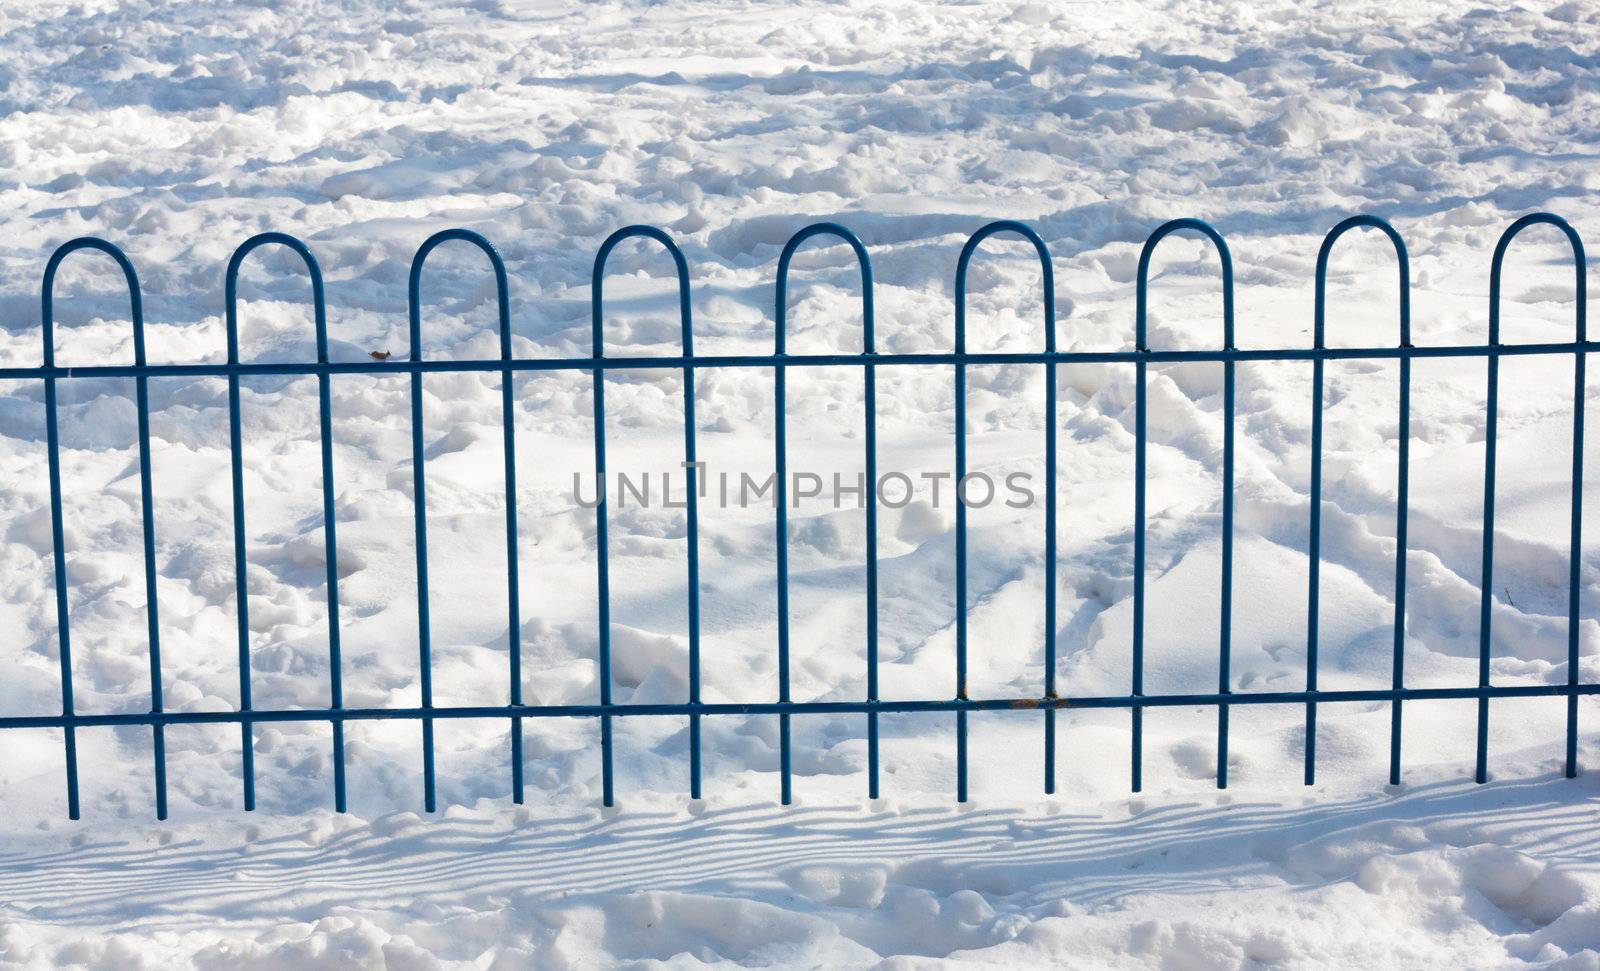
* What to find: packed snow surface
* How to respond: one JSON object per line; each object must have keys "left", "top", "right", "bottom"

{"left": 2, "top": 0, "right": 1599, "bottom": 966}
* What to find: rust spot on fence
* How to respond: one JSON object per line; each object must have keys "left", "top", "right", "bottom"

{"left": 1009, "top": 697, "right": 1064, "bottom": 710}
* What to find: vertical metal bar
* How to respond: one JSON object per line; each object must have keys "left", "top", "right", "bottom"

{"left": 1477, "top": 284, "right": 1500, "bottom": 784}
{"left": 1306, "top": 358, "right": 1324, "bottom": 786}
{"left": 1216, "top": 260, "right": 1236, "bottom": 792}
{"left": 591, "top": 226, "right": 694, "bottom": 806}
{"left": 592, "top": 283, "right": 614, "bottom": 808}
{"left": 1313, "top": 217, "right": 1410, "bottom": 787}
{"left": 1133, "top": 271, "right": 1148, "bottom": 795}
{"left": 133, "top": 326, "right": 165, "bottom": 821}
{"left": 953, "top": 264, "right": 969, "bottom": 804}
{"left": 408, "top": 230, "right": 517, "bottom": 807}
{"left": 496, "top": 264, "right": 523, "bottom": 806}
{"left": 1132, "top": 219, "right": 1232, "bottom": 793}
{"left": 1042, "top": 262, "right": 1058, "bottom": 797}
{"left": 1392, "top": 241, "right": 1413, "bottom": 791}
{"left": 954, "top": 223, "right": 1054, "bottom": 795}
{"left": 680, "top": 268, "right": 701, "bottom": 803}
{"left": 1132, "top": 358, "right": 1145, "bottom": 794}
{"left": 1567, "top": 246, "right": 1587, "bottom": 780}
{"left": 223, "top": 251, "right": 255, "bottom": 812}
{"left": 775, "top": 224, "right": 874, "bottom": 805}
{"left": 864, "top": 296, "right": 879, "bottom": 804}
{"left": 405, "top": 254, "right": 436, "bottom": 813}
{"left": 1393, "top": 350, "right": 1411, "bottom": 787}
{"left": 1218, "top": 350, "right": 1234, "bottom": 790}
{"left": 41, "top": 337, "right": 76, "bottom": 819}
{"left": 774, "top": 280, "right": 792, "bottom": 806}
{"left": 47, "top": 417, "right": 85, "bottom": 816}
{"left": 315, "top": 285, "right": 344, "bottom": 815}
{"left": 1482, "top": 214, "right": 1588, "bottom": 781}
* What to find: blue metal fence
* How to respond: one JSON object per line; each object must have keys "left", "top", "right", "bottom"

{"left": 3, "top": 213, "right": 1591, "bottom": 821}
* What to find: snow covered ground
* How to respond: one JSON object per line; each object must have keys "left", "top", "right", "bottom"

{"left": 1, "top": 0, "right": 1599, "bottom": 966}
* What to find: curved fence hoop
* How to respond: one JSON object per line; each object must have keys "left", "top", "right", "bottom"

{"left": 1308, "top": 214, "right": 1413, "bottom": 786}
{"left": 589, "top": 224, "right": 700, "bottom": 805}
{"left": 954, "top": 219, "right": 1056, "bottom": 353}
{"left": 221, "top": 231, "right": 339, "bottom": 812}
{"left": 1130, "top": 217, "right": 1236, "bottom": 793}
{"left": 776, "top": 222, "right": 874, "bottom": 354}
{"left": 771, "top": 222, "right": 877, "bottom": 804}
{"left": 1314, "top": 214, "right": 1411, "bottom": 347}
{"left": 225, "top": 232, "right": 328, "bottom": 364}
{"left": 948, "top": 219, "right": 1059, "bottom": 801}
{"left": 42, "top": 237, "right": 146, "bottom": 366}
{"left": 1478, "top": 212, "right": 1588, "bottom": 784}
{"left": 1135, "top": 218, "right": 1235, "bottom": 351}
{"left": 1489, "top": 213, "right": 1587, "bottom": 344}
{"left": 39, "top": 236, "right": 151, "bottom": 822}
{"left": 592, "top": 225, "right": 694, "bottom": 356}
{"left": 408, "top": 228, "right": 513, "bottom": 361}
{"left": 406, "top": 227, "right": 524, "bottom": 808}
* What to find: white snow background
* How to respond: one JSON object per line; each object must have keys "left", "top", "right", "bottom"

{"left": 1, "top": 0, "right": 1599, "bottom": 967}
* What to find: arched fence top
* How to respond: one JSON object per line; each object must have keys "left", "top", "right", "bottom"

{"left": 1489, "top": 212, "right": 1587, "bottom": 345}
{"left": 775, "top": 222, "right": 874, "bottom": 356}
{"left": 408, "top": 228, "right": 512, "bottom": 363}
{"left": 1314, "top": 215, "right": 1411, "bottom": 349}
{"left": 42, "top": 237, "right": 145, "bottom": 368}
{"left": 225, "top": 232, "right": 328, "bottom": 365}
{"left": 954, "top": 220, "right": 1055, "bottom": 354}
{"left": 1135, "top": 218, "right": 1234, "bottom": 352}
{"left": 592, "top": 225, "right": 693, "bottom": 358}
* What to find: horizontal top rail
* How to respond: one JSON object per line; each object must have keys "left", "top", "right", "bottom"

{"left": 2, "top": 340, "right": 1596, "bottom": 382}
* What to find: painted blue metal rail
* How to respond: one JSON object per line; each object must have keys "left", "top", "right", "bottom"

{"left": 13, "top": 212, "right": 1590, "bottom": 820}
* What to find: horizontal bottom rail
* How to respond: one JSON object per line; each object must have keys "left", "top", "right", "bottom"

{"left": 9, "top": 683, "right": 1597, "bottom": 729}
